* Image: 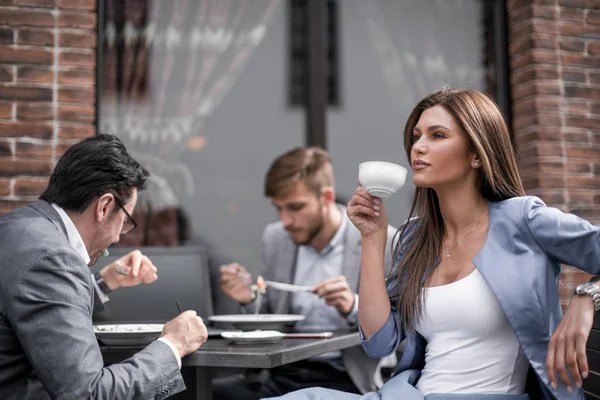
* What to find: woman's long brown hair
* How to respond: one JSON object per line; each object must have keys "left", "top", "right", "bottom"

{"left": 392, "top": 88, "right": 526, "bottom": 333}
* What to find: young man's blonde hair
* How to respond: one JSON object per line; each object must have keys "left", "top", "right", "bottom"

{"left": 264, "top": 147, "right": 334, "bottom": 198}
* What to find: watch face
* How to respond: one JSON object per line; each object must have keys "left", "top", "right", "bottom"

{"left": 578, "top": 282, "right": 599, "bottom": 295}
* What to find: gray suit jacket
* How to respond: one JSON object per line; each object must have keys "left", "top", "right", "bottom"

{"left": 0, "top": 201, "right": 185, "bottom": 400}
{"left": 244, "top": 207, "right": 397, "bottom": 394}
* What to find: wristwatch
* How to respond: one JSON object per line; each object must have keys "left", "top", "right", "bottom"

{"left": 93, "top": 271, "right": 112, "bottom": 295}
{"left": 575, "top": 279, "right": 600, "bottom": 312}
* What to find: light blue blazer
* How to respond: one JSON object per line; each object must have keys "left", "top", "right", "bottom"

{"left": 362, "top": 196, "right": 600, "bottom": 399}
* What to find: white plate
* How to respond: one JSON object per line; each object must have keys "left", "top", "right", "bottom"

{"left": 93, "top": 324, "right": 164, "bottom": 347}
{"left": 208, "top": 314, "right": 305, "bottom": 331}
{"left": 221, "top": 330, "right": 285, "bottom": 344}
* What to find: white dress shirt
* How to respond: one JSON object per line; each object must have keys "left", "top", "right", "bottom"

{"left": 51, "top": 204, "right": 182, "bottom": 369}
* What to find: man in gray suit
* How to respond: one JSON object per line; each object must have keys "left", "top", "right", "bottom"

{"left": 0, "top": 134, "right": 208, "bottom": 400}
{"left": 215, "top": 147, "right": 396, "bottom": 399}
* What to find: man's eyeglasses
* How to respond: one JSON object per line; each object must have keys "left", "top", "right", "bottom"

{"left": 113, "top": 196, "right": 137, "bottom": 235}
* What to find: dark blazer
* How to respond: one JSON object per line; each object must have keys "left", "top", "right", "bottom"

{"left": 0, "top": 201, "right": 185, "bottom": 400}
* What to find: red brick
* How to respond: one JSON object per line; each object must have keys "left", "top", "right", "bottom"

{"left": 0, "top": 121, "right": 52, "bottom": 139}
{"left": 0, "top": 141, "right": 12, "bottom": 156}
{"left": 567, "top": 146, "right": 600, "bottom": 159}
{"left": 559, "top": 22, "right": 585, "bottom": 36}
{"left": 508, "top": 0, "right": 531, "bottom": 12}
{"left": 513, "top": 97, "right": 561, "bottom": 113}
{"left": 58, "top": 104, "right": 94, "bottom": 123}
{"left": 55, "top": 142, "right": 72, "bottom": 157}
{"left": 563, "top": 131, "right": 590, "bottom": 142}
{"left": 17, "top": 102, "right": 53, "bottom": 121}
{"left": 567, "top": 176, "right": 600, "bottom": 189}
{"left": 59, "top": 50, "right": 95, "bottom": 67}
{"left": 588, "top": 42, "right": 600, "bottom": 55}
{"left": 17, "top": 66, "right": 53, "bottom": 84}
{"left": 513, "top": 81, "right": 561, "bottom": 99}
{"left": 0, "top": 86, "right": 51, "bottom": 102}
{"left": 559, "top": 38, "right": 585, "bottom": 52}
{"left": 58, "top": 124, "right": 94, "bottom": 139}
{"left": 0, "top": 0, "right": 14, "bottom": 4}
{"left": 523, "top": 175, "right": 565, "bottom": 189}
{"left": 58, "top": 88, "right": 94, "bottom": 103}
{"left": 562, "top": 69, "right": 587, "bottom": 83}
{"left": 566, "top": 117, "right": 600, "bottom": 130}
{"left": 511, "top": 50, "right": 559, "bottom": 71}
{"left": 509, "top": 5, "right": 534, "bottom": 27}
{"left": 515, "top": 128, "right": 564, "bottom": 143}
{"left": 15, "top": 0, "right": 55, "bottom": 7}
{"left": 511, "top": 66, "right": 559, "bottom": 85}
{"left": 588, "top": 11, "right": 600, "bottom": 25}
{"left": 0, "top": 158, "right": 52, "bottom": 176}
{"left": 519, "top": 142, "right": 565, "bottom": 158}
{"left": 520, "top": 161, "right": 565, "bottom": 178}
{"left": 0, "top": 28, "right": 13, "bottom": 45}
{"left": 531, "top": 19, "right": 559, "bottom": 34}
{"left": 58, "top": 12, "right": 96, "bottom": 29}
{"left": 510, "top": 19, "right": 535, "bottom": 42}
{"left": 567, "top": 162, "right": 591, "bottom": 173}
{"left": 0, "top": 178, "right": 10, "bottom": 196}
{"left": 0, "top": 66, "right": 13, "bottom": 82}
{"left": 564, "top": 85, "right": 600, "bottom": 99}
{"left": 16, "top": 142, "right": 52, "bottom": 157}
{"left": 59, "top": 31, "right": 96, "bottom": 49}
{"left": 532, "top": 4, "right": 559, "bottom": 19}
{"left": 17, "top": 29, "right": 54, "bottom": 47}
{"left": 0, "top": 46, "right": 52, "bottom": 65}
{"left": 558, "top": 8, "right": 585, "bottom": 22}
{"left": 0, "top": 103, "right": 12, "bottom": 119}
{"left": 58, "top": 68, "right": 94, "bottom": 85}
{"left": 591, "top": 73, "right": 600, "bottom": 85}
{"left": 564, "top": 99, "right": 589, "bottom": 115}
{"left": 14, "top": 177, "right": 48, "bottom": 196}
{"left": 0, "top": 9, "right": 54, "bottom": 28}
{"left": 558, "top": 0, "right": 597, "bottom": 8}
{"left": 58, "top": 0, "right": 95, "bottom": 10}
{"left": 568, "top": 192, "right": 596, "bottom": 206}
{"left": 510, "top": 35, "right": 557, "bottom": 55}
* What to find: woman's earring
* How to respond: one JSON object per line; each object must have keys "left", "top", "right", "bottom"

{"left": 473, "top": 161, "right": 480, "bottom": 168}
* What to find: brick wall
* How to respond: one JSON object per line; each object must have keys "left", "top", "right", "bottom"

{"left": 508, "top": 0, "right": 600, "bottom": 308}
{"left": 0, "top": 0, "right": 96, "bottom": 214}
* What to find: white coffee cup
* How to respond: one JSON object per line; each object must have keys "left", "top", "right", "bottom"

{"left": 358, "top": 161, "right": 407, "bottom": 197}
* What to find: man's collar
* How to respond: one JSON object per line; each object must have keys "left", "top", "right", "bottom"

{"left": 51, "top": 204, "right": 91, "bottom": 264}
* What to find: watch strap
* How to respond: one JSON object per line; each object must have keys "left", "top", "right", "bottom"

{"left": 93, "top": 271, "right": 112, "bottom": 295}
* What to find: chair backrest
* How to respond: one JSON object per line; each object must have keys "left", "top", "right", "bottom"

{"left": 90, "top": 246, "right": 214, "bottom": 323}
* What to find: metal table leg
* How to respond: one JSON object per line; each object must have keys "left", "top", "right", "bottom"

{"left": 172, "top": 366, "right": 212, "bottom": 400}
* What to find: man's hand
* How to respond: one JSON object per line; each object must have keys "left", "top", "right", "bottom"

{"left": 546, "top": 294, "right": 595, "bottom": 392}
{"left": 313, "top": 276, "right": 356, "bottom": 315}
{"left": 160, "top": 310, "right": 208, "bottom": 358}
{"left": 101, "top": 250, "right": 158, "bottom": 291}
{"left": 219, "top": 263, "right": 254, "bottom": 304}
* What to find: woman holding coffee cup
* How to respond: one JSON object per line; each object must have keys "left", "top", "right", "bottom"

{"left": 269, "top": 88, "right": 600, "bottom": 399}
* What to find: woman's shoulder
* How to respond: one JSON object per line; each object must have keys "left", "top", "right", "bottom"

{"left": 491, "top": 195, "right": 546, "bottom": 216}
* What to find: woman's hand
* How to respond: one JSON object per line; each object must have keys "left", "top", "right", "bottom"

{"left": 546, "top": 294, "right": 595, "bottom": 392}
{"left": 347, "top": 185, "right": 388, "bottom": 240}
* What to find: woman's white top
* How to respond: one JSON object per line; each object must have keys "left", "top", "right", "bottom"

{"left": 415, "top": 268, "right": 529, "bottom": 395}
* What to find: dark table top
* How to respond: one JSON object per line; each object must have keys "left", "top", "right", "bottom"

{"left": 101, "top": 331, "right": 361, "bottom": 369}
